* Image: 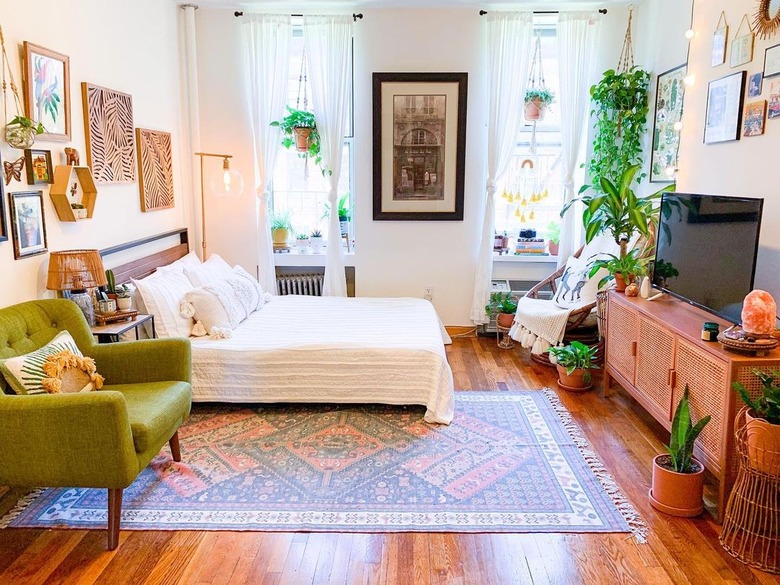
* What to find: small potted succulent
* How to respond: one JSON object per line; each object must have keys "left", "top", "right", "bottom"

{"left": 270, "top": 209, "right": 292, "bottom": 247}
{"left": 524, "top": 88, "right": 555, "bottom": 122}
{"left": 548, "top": 341, "right": 599, "bottom": 392}
{"left": 115, "top": 285, "right": 132, "bottom": 310}
{"left": 547, "top": 221, "right": 561, "bottom": 256}
{"left": 310, "top": 229, "right": 324, "bottom": 253}
{"left": 733, "top": 369, "right": 780, "bottom": 476}
{"left": 5, "top": 115, "right": 45, "bottom": 149}
{"left": 485, "top": 292, "right": 518, "bottom": 329}
{"left": 296, "top": 232, "right": 310, "bottom": 251}
{"left": 589, "top": 248, "right": 648, "bottom": 292}
{"left": 650, "top": 386, "right": 711, "bottom": 517}
{"left": 71, "top": 202, "right": 88, "bottom": 220}
{"left": 270, "top": 106, "right": 321, "bottom": 166}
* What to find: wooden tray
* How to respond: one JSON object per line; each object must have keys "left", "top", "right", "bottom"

{"left": 94, "top": 310, "right": 138, "bottom": 325}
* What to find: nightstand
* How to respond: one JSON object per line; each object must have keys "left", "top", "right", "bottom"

{"left": 91, "top": 314, "right": 155, "bottom": 343}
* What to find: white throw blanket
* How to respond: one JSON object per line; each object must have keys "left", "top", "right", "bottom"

{"left": 509, "top": 297, "right": 573, "bottom": 354}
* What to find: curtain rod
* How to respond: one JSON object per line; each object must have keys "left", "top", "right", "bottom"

{"left": 234, "top": 11, "right": 364, "bottom": 21}
{"left": 479, "top": 9, "right": 608, "bottom": 16}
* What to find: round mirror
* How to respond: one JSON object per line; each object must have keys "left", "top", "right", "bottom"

{"left": 756, "top": 0, "right": 780, "bottom": 38}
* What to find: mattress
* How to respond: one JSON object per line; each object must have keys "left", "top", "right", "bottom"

{"left": 190, "top": 295, "right": 455, "bottom": 424}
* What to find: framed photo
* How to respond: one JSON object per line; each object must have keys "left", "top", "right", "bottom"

{"left": 712, "top": 24, "right": 728, "bottom": 67}
{"left": 373, "top": 72, "right": 467, "bottom": 221}
{"left": 743, "top": 100, "right": 767, "bottom": 136}
{"left": 764, "top": 43, "right": 780, "bottom": 78}
{"left": 749, "top": 72, "right": 763, "bottom": 97}
{"left": 22, "top": 42, "right": 70, "bottom": 141}
{"left": 704, "top": 71, "right": 746, "bottom": 144}
{"left": 769, "top": 80, "right": 780, "bottom": 119}
{"left": 650, "top": 64, "right": 686, "bottom": 183}
{"left": 8, "top": 191, "right": 47, "bottom": 259}
{"left": 730, "top": 30, "right": 755, "bottom": 68}
{"left": 23, "top": 149, "right": 54, "bottom": 185}
{"left": 0, "top": 152, "right": 7, "bottom": 243}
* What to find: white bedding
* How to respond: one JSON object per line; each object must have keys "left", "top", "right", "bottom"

{"left": 190, "top": 295, "right": 455, "bottom": 424}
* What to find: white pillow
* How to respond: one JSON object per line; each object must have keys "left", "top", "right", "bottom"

{"left": 183, "top": 279, "right": 249, "bottom": 331}
{"left": 232, "top": 265, "right": 270, "bottom": 310}
{"left": 157, "top": 251, "right": 202, "bottom": 274}
{"left": 553, "top": 255, "right": 607, "bottom": 309}
{"left": 133, "top": 271, "right": 195, "bottom": 338}
{"left": 184, "top": 254, "right": 234, "bottom": 288}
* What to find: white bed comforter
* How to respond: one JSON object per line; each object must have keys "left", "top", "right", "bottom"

{"left": 190, "top": 295, "right": 455, "bottom": 424}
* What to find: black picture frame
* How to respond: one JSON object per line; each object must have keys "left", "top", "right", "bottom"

{"left": 373, "top": 72, "right": 467, "bottom": 221}
{"left": 0, "top": 151, "right": 7, "bottom": 243}
{"left": 764, "top": 43, "right": 780, "bottom": 79}
{"left": 704, "top": 70, "right": 746, "bottom": 144}
{"left": 9, "top": 190, "right": 48, "bottom": 259}
{"left": 24, "top": 148, "right": 54, "bottom": 185}
{"left": 650, "top": 63, "right": 686, "bottom": 183}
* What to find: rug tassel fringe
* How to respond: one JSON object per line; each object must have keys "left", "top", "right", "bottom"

{"left": 0, "top": 489, "right": 45, "bottom": 529}
{"left": 543, "top": 388, "right": 648, "bottom": 544}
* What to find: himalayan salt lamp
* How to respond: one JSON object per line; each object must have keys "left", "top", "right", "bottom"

{"left": 742, "top": 290, "right": 777, "bottom": 335}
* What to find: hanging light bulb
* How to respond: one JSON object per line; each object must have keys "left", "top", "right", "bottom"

{"left": 683, "top": 74, "right": 695, "bottom": 86}
{"left": 673, "top": 121, "right": 684, "bottom": 131}
{"left": 685, "top": 29, "right": 695, "bottom": 39}
{"left": 209, "top": 157, "right": 245, "bottom": 197}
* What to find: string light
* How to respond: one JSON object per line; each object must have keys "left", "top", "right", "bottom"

{"left": 685, "top": 29, "right": 695, "bottom": 39}
{"left": 683, "top": 74, "right": 695, "bottom": 86}
{"left": 665, "top": 166, "right": 677, "bottom": 178}
{"left": 673, "top": 121, "right": 684, "bottom": 131}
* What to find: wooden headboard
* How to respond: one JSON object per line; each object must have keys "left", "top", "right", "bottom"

{"left": 100, "top": 228, "right": 190, "bottom": 283}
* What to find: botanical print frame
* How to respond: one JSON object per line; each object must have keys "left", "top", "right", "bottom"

{"left": 743, "top": 100, "right": 767, "bottom": 136}
{"left": 8, "top": 191, "right": 47, "bottom": 259}
{"left": 23, "top": 149, "right": 53, "bottom": 185}
{"left": 729, "top": 16, "right": 755, "bottom": 68}
{"left": 373, "top": 72, "right": 467, "bottom": 221}
{"left": 136, "top": 128, "right": 174, "bottom": 211}
{"left": 704, "top": 71, "right": 746, "bottom": 144}
{"left": 650, "top": 64, "right": 686, "bottom": 183}
{"left": 22, "top": 42, "right": 70, "bottom": 141}
{"left": 764, "top": 43, "right": 780, "bottom": 78}
{"left": 82, "top": 82, "right": 136, "bottom": 184}
{"left": 0, "top": 152, "right": 7, "bottom": 243}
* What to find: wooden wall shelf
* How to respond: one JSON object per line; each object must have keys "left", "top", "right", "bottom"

{"left": 50, "top": 165, "right": 98, "bottom": 222}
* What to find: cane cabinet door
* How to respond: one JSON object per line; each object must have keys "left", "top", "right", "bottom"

{"left": 635, "top": 316, "right": 676, "bottom": 422}
{"left": 606, "top": 296, "right": 638, "bottom": 385}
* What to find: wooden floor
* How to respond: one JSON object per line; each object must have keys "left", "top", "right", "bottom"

{"left": 0, "top": 335, "right": 777, "bottom": 584}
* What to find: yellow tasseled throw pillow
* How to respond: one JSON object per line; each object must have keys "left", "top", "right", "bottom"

{"left": 41, "top": 350, "right": 105, "bottom": 394}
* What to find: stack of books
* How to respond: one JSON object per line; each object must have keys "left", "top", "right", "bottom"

{"left": 514, "top": 238, "right": 548, "bottom": 255}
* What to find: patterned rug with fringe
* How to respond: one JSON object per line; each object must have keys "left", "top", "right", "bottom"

{"left": 1, "top": 391, "right": 645, "bottom": 541}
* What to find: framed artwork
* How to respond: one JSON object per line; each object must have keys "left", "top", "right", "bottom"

{"left": 22, "top": 42, "right": 70, "bottom": 141}
{"left": 764, "top": 43, "right": 780, "bottom": 78}
{"left": 712, "top": 13, "right": 728, "bottom": 67}
{"left": 0, "top": 152, "right": 7, "bottom": 243}
{"left": 704, "top": 71, "right": 746, "bottom": 144}
{"left": 136, "top": 128, "right": 174, "bottom": 211}
{"left": 82, "top": 82, "right": 136, "bottom": 184}
{"left": 8, "top": 191, "right": 47, "bottom": 259}
{"left": 769, "top": 80, "right": 780, "bottom": 119}
{"left": 749, "top": 72, "right": 764, "bottom": 97}
{"left": 650, "top": 64, "right": 686, "bottom": 183}
{"left": 730, "top": 17, "right": 755, "bottom": 68}
{"left": 743, "top": 100, "right": 767, "bottom": 136}
{"left": 23, "top": 149, "right": 53, "bottom": 185}
{"left": 373, "top": 72, "right": 467, "bottom": 221}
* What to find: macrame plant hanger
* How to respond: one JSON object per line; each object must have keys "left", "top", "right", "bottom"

{"left": 526, "top": 33, "right": 546, "bottom": 154}
{"left": 617, "top": 6, "right": 636, "bottom": 73}
{"left": 0, "top": 25, "right": 36, "bottom": 149}
{"left": 296, "top": 48, "right": 310, "bottom": 180}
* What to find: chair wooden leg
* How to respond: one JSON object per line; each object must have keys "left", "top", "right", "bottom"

{"left": 107, "top": 488, "right": 123, "bottom": 550}
{"left": 169, "top": 431, "right": 181, "bottom": 462}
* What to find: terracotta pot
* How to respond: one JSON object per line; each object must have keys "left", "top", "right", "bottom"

{"left": 497, "top": 312, "right": 514, "bottom": 329}
{"left": 524, "top": 98, "right": 547, "bottom": 122}
{"left": 614, "top": 272, "right": 628, "bottom": 292}
{"left": 556, "top": 365, "right": 593, "bottom": 392}
{"left": 649, "top": 454, "right": 705, "bottom": 517}
{"left": 744, "top": 410, "right": 780, "bottom": 476}
{"left": 548, "top": 240, "right": 559, "bottom": 256}
{"left": 272, "top": 228, "right": 289, "bottom": 246}
{"left": 293, "top": 127, "right": 312, "bottom": 152}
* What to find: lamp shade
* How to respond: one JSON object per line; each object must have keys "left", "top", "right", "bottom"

{"left": 47, "top": 250, "right": 107, "bottom": 291}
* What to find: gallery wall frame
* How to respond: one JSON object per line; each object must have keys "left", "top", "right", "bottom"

{"left": 372, "top": 72, "right": 467, "bottom": 221}
{"left": 0, "top": 151, "right": 7, "bottom": 243}
{"left": 650, "top": 64, "right": 686, "bottom": 183}
{"left": 22, "top": 42, "right": 71, "bottom": 141}
{"left": 704, "top": 70, "right": 746, "bottom": 144}
{"left": 8, "top": 190, "right": 47, "bottom": 259}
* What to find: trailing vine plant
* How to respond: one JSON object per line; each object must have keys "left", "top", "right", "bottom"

{"left": 586, "top": 66, "right": 650, "bottom": 189}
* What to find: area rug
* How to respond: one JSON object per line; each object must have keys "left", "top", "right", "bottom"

{"left": 1, "top": 390, "right": 646, "bottom": 541}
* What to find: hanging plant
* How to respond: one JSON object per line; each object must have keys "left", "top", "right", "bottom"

{"left": 1, "top": 27, "right": 45, "bottom": 149}
{"left": 270, "top": 106, "right": 322, "bottom": 167}
{"left": 524, "top": 88, "right": 555, "bottom": 122}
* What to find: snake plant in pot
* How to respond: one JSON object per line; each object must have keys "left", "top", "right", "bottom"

{"left": 650, "top": 385, "right": 711, "bottom": 517}
{"left": 548, "top": 341, "right": 599, "bottom": 392}
{"left": 733, "top": 369, "right": 780, "bottom": 476}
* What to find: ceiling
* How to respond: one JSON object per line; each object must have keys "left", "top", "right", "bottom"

{"left": 190, "top": 0, "right": 631, "bottom": 10}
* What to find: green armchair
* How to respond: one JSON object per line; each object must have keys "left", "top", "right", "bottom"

{"left": 0, "top": 299, "right": 192, "bottom": 549}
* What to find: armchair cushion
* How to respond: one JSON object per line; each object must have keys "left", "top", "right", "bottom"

{"left": 0, "top": 331, "right": 86, "bottom": 395}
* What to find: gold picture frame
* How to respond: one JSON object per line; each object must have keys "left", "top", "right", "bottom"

{"left": 22, "top": 42, "right": 71, "bottom": 141}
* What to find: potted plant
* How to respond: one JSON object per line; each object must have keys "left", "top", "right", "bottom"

{"left": 71, "top": 202, "right": 88, "bottom": 220}
{"left": 115, "top": 285, "right": 132, "bottom": 311}
{"left": 547, "top": 221, "right": 561, "bottom": 256}
{"left": 295, "top": 233, "right": 309, "bottom": 251}
{"left": 5, "top": 115, "right": 45, "bottom": 149}
{"left": 733, "top": 369, "right": 780, "bottom": 476}
{"left": 310, "top": 229, "right": 324, "bottom": 253}
{"left": 548, "top": 341, "right": 599, "bottom": 392}
{"left": 485, "top": 292, "right": 517, "bottom": 329}
{"left": 323, "top": 193, "right": 352, "bottom": 236}
{"left": 524, "top": 88, "right": 555, "bottom": 122}
{"left": 270, "top": 106, "right": 322, "bottom": 166}
{"left": 589, "top": 248, "right": 648, "bottom": 292}
{"left": 270, "top": 209, "right": 292, "bottom": 247}
{"left": 649, "top": 386, "right": 711, "bottom": 517}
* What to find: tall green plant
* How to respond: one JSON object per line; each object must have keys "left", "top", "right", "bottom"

{"left": 666, "top": 385, "right": 711, "bottom": 473}
{"left": 587, "top": 67, "right": 650, "bottom": 189}
{"left": 733, "top": 369, "right": 780, "bottom": 425}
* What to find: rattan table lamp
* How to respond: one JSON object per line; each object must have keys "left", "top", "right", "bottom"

{"left": 47, "top": 249, "right": 108, "bottom": 326}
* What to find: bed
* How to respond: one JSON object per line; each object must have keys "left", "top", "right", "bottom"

{"left": 102, "top": 229, "right": 455, "bottom": 424}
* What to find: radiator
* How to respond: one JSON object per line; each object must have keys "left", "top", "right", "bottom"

{"left": 276, "top": 273, "right": 324, "bottom": 296}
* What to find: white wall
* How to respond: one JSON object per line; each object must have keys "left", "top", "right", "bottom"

{"left": 0, "top": 0, "right": 190, "bottom": 307}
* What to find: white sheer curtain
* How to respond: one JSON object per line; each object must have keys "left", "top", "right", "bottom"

{"left": 557, "top": 12, "right": 601, "bottom": 266}
{"left": 304, "top": 15, "right": 353, "bottom": 297}
{"left": 470, "top": 12, "right": 533, "bottom": 324}
{"left": 242, "top": 14, "right": 291, "bottom": 294}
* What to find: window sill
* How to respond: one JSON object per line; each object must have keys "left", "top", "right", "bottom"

{"left": 492, "top": 254, "right": 558, "bottom": 264}
{"left": 274, "top": 250, "right": 355, "bottom": 267}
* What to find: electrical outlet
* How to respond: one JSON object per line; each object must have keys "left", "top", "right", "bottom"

{"left": 424, "top": 286, "right": 433, "bottom": 301}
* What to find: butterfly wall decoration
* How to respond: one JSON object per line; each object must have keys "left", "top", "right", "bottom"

{"left": 3, "top": 157, "right": 24, "bottom": 186}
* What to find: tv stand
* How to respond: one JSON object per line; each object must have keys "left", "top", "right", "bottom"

{"left": 604, "top": 290, "right": 780, "bottom": 521}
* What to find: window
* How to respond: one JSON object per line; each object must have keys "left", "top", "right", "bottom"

{"left": 271, "top": 17, "right": 354, "bottom": 245}
{"left": 494, "top": 16, "right": 582, "bottom": 256}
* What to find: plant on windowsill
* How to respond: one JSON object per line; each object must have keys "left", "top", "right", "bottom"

{"left": 546, "top": 221, "right": 561, "bottom": 256}
{"left": 485, "top": 292, "right": 518, "bottom": 329}
{"left": 295, "top": 232, "right": 309, "bottom": 251}
{"left": 310, "top": 229, "right": 324, "bottom": 254}
{"left": 548, "top": 340, "right": 599, "bottom": 392}
{"left": 733, "top": 369, "right": 780, "bottom": 476}
{"left": 270, "top": 106, "right": 322, "bottom": 167}
{"left": 524, "top": 88, "right": 555, "bottom": 122}
{"left": 323, "top": 193, "right": 353, "bottom": 236}
{"left": 650, "top": 385, "right": 711, "bottom": 517}
{"left": 270, "top": 209, "right": 293, "bottom": 248}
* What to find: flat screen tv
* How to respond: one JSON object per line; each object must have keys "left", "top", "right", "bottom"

{"left": 653, "top": 192, "right": 763, "bottom": 324}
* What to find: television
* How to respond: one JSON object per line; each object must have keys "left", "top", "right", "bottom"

{"left": 653, "top": 192, "right": 763, "bottom": 324}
